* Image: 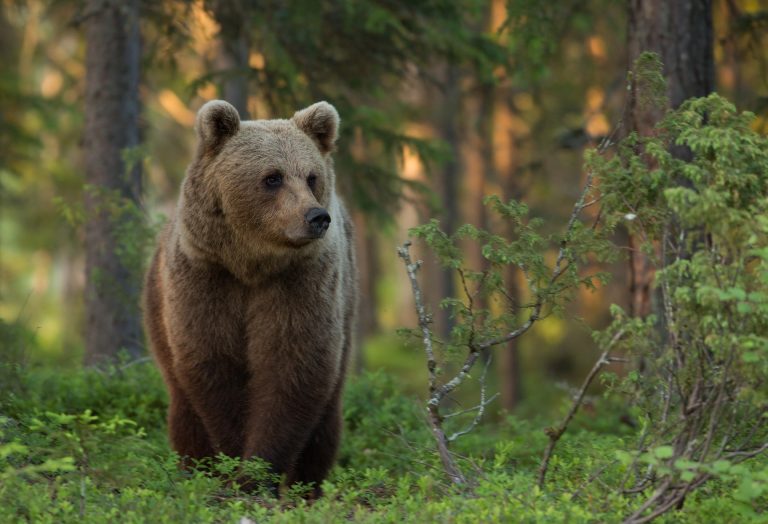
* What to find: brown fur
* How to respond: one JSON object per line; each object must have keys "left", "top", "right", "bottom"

{"left": 143, "top": 100, "right": 356, "bottom": 496}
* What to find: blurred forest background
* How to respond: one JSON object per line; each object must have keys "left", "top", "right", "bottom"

{"left": 2, "top": 0, "right": 768, "bottom": 415}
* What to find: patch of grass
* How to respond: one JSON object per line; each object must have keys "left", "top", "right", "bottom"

{"left": 1, "top": 358, "right": 765, "bottom": 522}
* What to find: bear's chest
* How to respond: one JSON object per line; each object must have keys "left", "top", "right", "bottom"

{"left": 243, "top": 268, "right": 344, "bottom": 374}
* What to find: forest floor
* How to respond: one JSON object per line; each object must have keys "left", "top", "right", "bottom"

{"left": 1, "top": 360, "right": 765, "bottom": 523}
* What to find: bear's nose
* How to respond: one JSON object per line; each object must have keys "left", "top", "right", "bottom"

{"left": 305, "top": 207, "right": 331, "bottom": 237}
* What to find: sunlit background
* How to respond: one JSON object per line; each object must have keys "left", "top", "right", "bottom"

{"left": 2, "top": 0, "right": 767, "bottom": 417}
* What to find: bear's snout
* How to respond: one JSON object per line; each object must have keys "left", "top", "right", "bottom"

{"left": 305, "top": 207, "right": 331, "bottom": 238}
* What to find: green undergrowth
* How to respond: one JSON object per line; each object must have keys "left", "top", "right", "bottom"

{"left": 1, "top": 354, "right": 765, "bottom": 523}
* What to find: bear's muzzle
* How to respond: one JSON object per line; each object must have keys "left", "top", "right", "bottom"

{"left": 305, "top": 207, "right": 331, "bottom": 238}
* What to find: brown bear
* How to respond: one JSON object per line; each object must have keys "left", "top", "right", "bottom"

{"left": 142, "top": 100, "right": 356, "bottom": 496}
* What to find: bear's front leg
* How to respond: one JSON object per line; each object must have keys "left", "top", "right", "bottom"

{"left": 286, "top": 382, "right": 344, "bottom": 498}
{"left": 241, "top": 361, "right": 336, "bottom": 492}
{"left": 173, "top": 356, "right": 250, "bottom": 457}
{"left": 162, "top": 254, "right": 252, "bottom": 459}
{"left": 167, "top": 379, "right": 215, "bottom": 462}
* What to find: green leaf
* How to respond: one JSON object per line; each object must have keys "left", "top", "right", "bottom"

{"left": 680, "top": 471, "right": 696, "bottom": 482}
{"left": 737, "top": 302, "right": 754, "bottom": 314}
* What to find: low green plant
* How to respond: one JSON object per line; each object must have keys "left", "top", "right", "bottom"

{"left": 592, "top": 92, "right": 768, "bottom": 521}
{"left": 397, "top": 55, "right": 767, "bottom": 519}
{"left": 1, "top": 356, "right": 765, "bottom": 522}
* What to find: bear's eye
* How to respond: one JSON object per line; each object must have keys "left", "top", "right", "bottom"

{"left": 307, "top": 173, "right": 317, "bottom": 189}
{"left": 264, "top": 172, "right": 283, "bottom": 189}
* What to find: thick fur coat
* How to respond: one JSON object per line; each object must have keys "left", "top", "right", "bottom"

{"left": 143, "top": 100, "right": 356, "bottom": 495}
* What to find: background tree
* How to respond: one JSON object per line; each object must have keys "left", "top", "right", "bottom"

{"left": 205, "top": 0, "right": 250, "bottom": 118}
{"left": 0, "top": 0, "right": 765, "bottom": 442}
{"left": 626, "top": 0, "right": 715, "bottom": 318}
{"left": 83, "top": 0, "right": 143, "bottom": 364}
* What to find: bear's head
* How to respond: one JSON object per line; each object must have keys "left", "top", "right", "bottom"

{"left": 188, "top": 100, "right": 340, "bottom": 257}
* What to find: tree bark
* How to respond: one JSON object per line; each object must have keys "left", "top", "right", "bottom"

{"left": 479, "top": 80, "right": 522, "bottom": 411}
{"left": 352, "top": 212, "right": 380, "bottom": 372}
{"left": 626, "top": 0, "right": 714, "bottom": 317}
{"left": 500, "top": 197, "right": 522, "bottom": 408}
{"left": 209, "top": 0, "right": 251, "bottom": 119}
{"left": 435, "top": 64, "right": 462, "bottom": 339}
{"left": 83, "top": 0, "right": 143, "bottom": 364}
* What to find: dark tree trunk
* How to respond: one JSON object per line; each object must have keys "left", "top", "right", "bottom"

{"left": 626, "top": 0, "right": 714, "bottom": 317}
{"left": 627, "top": 0, "right": 714, "bottom": 118}
{"left": 500, "top": 172, "right": 522, "bottom": 409}
{"left": 209, "top": 0, "right": 251, "bottom": 119}
{"left": 83, "top": 0, "right": 143, "bottom": 364}
{"left": 352, "top": 212, "right": 380, "bottom": 372}
{"left": 476, "top": 2, "right": 524, "bottom": 409}
{"left": 477, "top": 80, "right": 522, "bottom": 410}
{"left": 435, "top": 64, "right": 462, "bottom": 339}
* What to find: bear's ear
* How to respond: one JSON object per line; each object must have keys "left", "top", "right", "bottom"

{"left": 195, "top": 100, "right": 240, "bottom": 154}
{"left": 292, "top": 101, "right": 340, "bottom": 154}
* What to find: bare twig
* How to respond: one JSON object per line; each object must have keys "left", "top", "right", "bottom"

{"left": 478, "top": 169, "right": 598, "bottom": 352}
{"left": 443, "top": 392, "right": 500, "bottom": 419}
{"left": 725, "top": 442, "right": 768, "bottom": 461}
{"left": 448, "top": 354, "right": 497, "bottom": 442}
{"left": 623, "top": 478, "right": 672, "bottom": 523}
{"left": 537, "top": 329, "right": 625, "bottom": 488}
{"left": 397, "top": 242, "right": 438, "bottom": 392}
{"left": 624, "top": 473, "right": 711, "bottom": 524}
{"left": 581, "top": 197, "right": 602, "bottom": 209}
{"left": 570, "top": 460, "right": 618, "bottom": 501}
{"left": 118, "top": 355, "right": 152, "bottom": 370}
{"left": 398, "top": 142, "right": 606, "bottom": 487}
{"left": 397, "top": 241, "right": 466, "bottom": 486}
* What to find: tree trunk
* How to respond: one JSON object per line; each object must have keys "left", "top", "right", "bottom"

{"left": 626, "top": 0, "right": 714, "bottom": 317}
{"left": 435, "top": 64, "right": 462, "bottom": 339}
{"left": 475, "top": 78, "right": 523, "bottom": 410}
{"left": 83, "top": 0, "right": 143, "bottom": 364}
{"left": 483, "top": 0, "right": 523, "bottom": 410}
{"left": 352, "top": 212, "right": 380, "bottom": 372}
{"left": 499, "top": 124, "right": 522, "bottom": 410}
{"left": 209, "top": 0, "right": 250, "bottom": 119}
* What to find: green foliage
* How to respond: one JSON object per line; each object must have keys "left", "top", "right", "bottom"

{"left": 407, "top": 188, "right": 614, "bottom": 369}
{"left": 1, "top": 359, "right": 764, "bottom": 522}
{"left": 52, "top": 183, "right": 164, "bottom": 314}
{"left": 194, "top": 0, "right": 506, "bottom": 222}
{"left": 400, "top": 83, "right": 768, "bottom": 519}
{"left": 591, "top": 92, "right": 768, "bottom": 517}
{"left": 86, "top": 184, "right": 162, "bottom": 293}
{"left": 0, "top": 3, "right": 86, "bottom": 347}
{"left": 502, "top": 0, "right": 592, "bottom": 84}
{"left": 3, "top": 362, "right": 168, "bottom": 435}
{"left": 0, "top": 318, "right": 33, "bottom": 397}
{"left": 339, "top": 371, "right": 431, "bottom": 472}
{"left": 630, "top": 51, "right": 669, "bottom": 111}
